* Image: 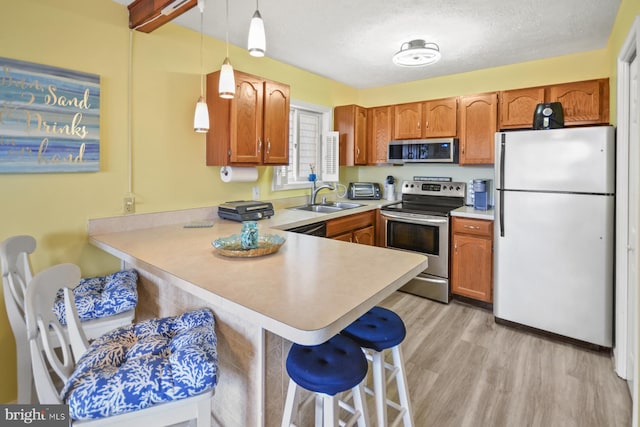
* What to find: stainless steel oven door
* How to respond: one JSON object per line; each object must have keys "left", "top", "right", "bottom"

{"left": 380, "top": 211, "right": 449, "bottom": 278}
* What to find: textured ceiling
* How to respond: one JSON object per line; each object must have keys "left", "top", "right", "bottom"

{"left": 113, "top": 0, "right": 621, "bottom": 89}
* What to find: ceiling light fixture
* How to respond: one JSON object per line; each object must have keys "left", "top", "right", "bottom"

{"left": 392, "top": 39, "right": 441, "bottom": 67}
{"left": 247, "top": 0, "right": 265, "bottom": 57}
{"left": 193, "top": 0, "right": 209, "bottom": 133}
{"left": 218, "top": 0, "right": 235, "bottom": 99}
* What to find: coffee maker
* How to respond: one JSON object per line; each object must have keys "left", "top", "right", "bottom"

{"left": 473, "top": 179, "right": 489, "bottom": 210}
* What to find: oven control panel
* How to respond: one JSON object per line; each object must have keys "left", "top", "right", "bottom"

{"left": 400, "top": 180, "right": 466, "bottom": 197}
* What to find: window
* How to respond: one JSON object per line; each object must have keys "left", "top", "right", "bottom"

{"left": 272, "top": 100, "right": 337, "bottom": 191}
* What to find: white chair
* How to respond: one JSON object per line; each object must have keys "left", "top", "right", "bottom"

{"left": 1, "top": 235, "right": 136, "bottom": 403}
{"left": 25, "top": 263, "right": 217, "bottom": 426}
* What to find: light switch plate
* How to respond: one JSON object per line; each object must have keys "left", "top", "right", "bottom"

{"left": 252, "top": 186, "right": 260, "bottom": 200}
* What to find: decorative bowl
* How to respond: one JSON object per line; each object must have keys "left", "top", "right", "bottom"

{"left": 211, "top": 234, "right": 286, "bottom": 258}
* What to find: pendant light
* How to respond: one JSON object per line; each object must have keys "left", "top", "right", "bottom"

{"left": 218, "top": 0, "right": 235, "bottom": 99}
{"left": 247, "top": 0, "right": 265, "bottom": 57}
{"left": 193, "top": 0, "right": 209, "bottom": 133}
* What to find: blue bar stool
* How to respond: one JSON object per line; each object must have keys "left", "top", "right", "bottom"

{"left": 342, "top": 306, "right": 414, "bottom": 427}
{"left": 281, "top": 334, "right": 370, "bottom": 427}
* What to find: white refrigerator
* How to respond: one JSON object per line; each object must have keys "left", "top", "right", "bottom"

{"left": 493, "top": 126, "right": 615, "bottom": 347}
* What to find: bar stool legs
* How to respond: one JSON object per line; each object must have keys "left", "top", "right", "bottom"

{"left": 366, "top": 343, "right": 413, "bottom": 427}
{"left": 343, "top": 306, "right": 414, "bottom": 427}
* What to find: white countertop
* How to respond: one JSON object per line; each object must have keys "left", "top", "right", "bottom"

{"left": 451, "top": 206, "right": 495, "bottom": 220}
{"left": 88, "top": 200, "right": 426, "bottom": 345}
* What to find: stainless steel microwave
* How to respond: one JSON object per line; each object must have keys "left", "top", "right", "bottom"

{"left": 387, "top": 138, "right": 459, "bottom": 164}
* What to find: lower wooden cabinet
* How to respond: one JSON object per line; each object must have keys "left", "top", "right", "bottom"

{"left": 326, "top": 211, "right": 375, "bottom": 245}
{"left": 451, "top": 217, "right": 493, "bottom": 303}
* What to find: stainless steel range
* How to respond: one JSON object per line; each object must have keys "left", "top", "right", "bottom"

{"left": 380, "top": 179, "right": 466, "bottom": 303}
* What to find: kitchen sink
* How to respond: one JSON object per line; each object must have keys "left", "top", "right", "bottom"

{"left": 289, "top": 201, "right": 364, "bottom": 213}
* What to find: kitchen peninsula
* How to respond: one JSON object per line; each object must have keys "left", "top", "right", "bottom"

{"left": 88, "top": 203, "right": 427, "bottom": 427}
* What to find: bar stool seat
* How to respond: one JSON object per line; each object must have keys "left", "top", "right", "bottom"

{"left": 282, "top": 334, "right": 369, "bottom": 427}
{"left": 342, "top": 306, "right": 414, "bottom": 427}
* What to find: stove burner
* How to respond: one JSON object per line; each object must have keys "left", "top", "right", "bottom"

{"left": 381, "top": 180, "right": 466, "bottom": 216}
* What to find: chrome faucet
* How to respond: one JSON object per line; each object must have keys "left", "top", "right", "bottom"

{"left": 311, "top": 181, "right": 335, "bottom": 204}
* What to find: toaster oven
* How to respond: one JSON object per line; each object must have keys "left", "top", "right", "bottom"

{"left": 347, "top": 182, "right": 382, "bottom": 200}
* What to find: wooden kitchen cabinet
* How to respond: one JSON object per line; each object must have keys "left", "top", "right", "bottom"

{"left": 423, "top": 97, "right": 457, "bottom": 138}
{"left": 393, "top": 98, "right": 457, "bottom": 140}
{"left": 334, "top": 104, "right": 368, "bottom": 166}
{"left": 458, "top": 93, "right": 498, "bottom": 165}
{"left": 206, "top": 69, "right": 290, "bottom": 166}
{"left": 393, "top": 102, "right": 422, "bottom": 139}
{"left": 499, "top": 87, "right": 546, "bottom": 129}
{"left": 498, "top": 78, "right": 610, "bottom": 130}
{"left": 326, "top": 210, "right": 375, "bottom": 245}
{"left": 367, "top": 105, "right": 394, "bottom": 165}
{"left": 547, "top": 79, "right": 609, "bottom": 126}
{"left": 451, "top": 217, "right": 493, "bottom": 303}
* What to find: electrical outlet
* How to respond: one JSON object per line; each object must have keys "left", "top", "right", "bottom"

{"left": 123, "top": 196, "right": 135, "bottom": 214}
{"left": 252, "top": 186, "right": 260, "bottom": 200}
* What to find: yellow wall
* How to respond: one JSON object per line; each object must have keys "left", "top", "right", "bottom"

{"left": 357, "top": 49, "right": 609, "bottom": 107}
{"left": 0, "top": 0, "right": 633, "bottom": 403}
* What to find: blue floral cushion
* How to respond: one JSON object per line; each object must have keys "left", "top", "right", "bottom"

{"left": 61, "top": 308, "right": 218, "bottom": 420}
{"left": 53, "top": 269, "right": 138, "bottom": 324}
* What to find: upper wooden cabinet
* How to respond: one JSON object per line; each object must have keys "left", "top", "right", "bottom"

{"left": 334, "top": 105, "right": 368, "bottom": 166}
{"left": 206, "top": 70, "right": 290, "bottom": 166}
{"left": 423, "top": 98, "right": 457, "bottom": 138}
{"left": 393, "top": 98, "right": 457, "bottom": 140}
{"left": 499, "top": 87, "right": 545, "bottom": 129}
{"left": 548, "top": 79, "right": 609, "bottom": 126}
{"left": 393, "top": 102, "right": 422, "bottom": 139}
{"left": 458, "top": 93, "right": 498, "bottom": 165}
{"left": 498, "top": 78, "right": 609, "bottom": 130}
{"left": 367, "top": 106, "right": 394, "bottom": 165}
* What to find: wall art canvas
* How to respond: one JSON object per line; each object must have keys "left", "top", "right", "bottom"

{"left": 0, "top": 57, "right": 100, "bottom": 173}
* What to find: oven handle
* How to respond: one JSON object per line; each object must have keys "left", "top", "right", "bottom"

{"left": 415, "top": 275, "right": 448, "bottom": 285}
{"left": 380, "top": 212, "right": 447, "bottom": 225}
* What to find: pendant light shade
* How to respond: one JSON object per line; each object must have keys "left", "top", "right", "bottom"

{"left": 219, "top": 0, "right": 235, "bottom": 99}
{"left": 392, "top": 39, "right": 441, "bottom": 67}
{"left": 247, "top": 6, "right": 265, "bottom": 57}
{"left": 218, "top": 57, "right": 235, "bottom": 99}
{"left": 193, "top": 0, "right": 209, "bottom": 133}
{"left": 194, "top": 96, "right": 209, "bottom": 132}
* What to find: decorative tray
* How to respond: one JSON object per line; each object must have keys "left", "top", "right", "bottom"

{"left": 211, "top": 234, "right": 286, "bottom": 258}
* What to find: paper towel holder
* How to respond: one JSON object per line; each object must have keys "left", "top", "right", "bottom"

{"left": 220, "top": 166, "right": 259, "bottom": 183}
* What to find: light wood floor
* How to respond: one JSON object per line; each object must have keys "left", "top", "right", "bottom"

{"left": 377, "top": 291, "right": 632, "bottom": 427}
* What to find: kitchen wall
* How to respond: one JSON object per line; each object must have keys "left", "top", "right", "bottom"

{"left": 0, "top": 0, "right": 356, "bottom": 403}
{"left": 0, "top": 0, "right": 637, "bottom": 403}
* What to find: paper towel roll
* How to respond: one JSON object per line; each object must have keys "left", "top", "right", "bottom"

{"left": 220, "top": 166, "right": 258, "bottom": 183}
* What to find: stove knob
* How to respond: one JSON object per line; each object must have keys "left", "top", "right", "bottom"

{"left": 449, "top": 185, "right": 454, "bottom": 190}
{"left": 456, "top": 186, "right": 461, "bottom": 191}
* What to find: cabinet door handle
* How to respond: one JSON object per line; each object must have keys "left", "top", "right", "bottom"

{"left": 417, "top": 121, "right": 421, "bottom": 130}
{"left": 425, "top": 120, "right": 429, "bottom": 129}
{"left": 258, "top": 138, "right": 262, "bottom": 153}
{"left": 267, "top": 139, "right": 271, "bottom": 154}
{"left": 464, "top": 225, "right": 480, "bottom": 230}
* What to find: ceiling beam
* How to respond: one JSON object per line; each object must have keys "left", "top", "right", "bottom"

{"left": 127, "top": 0, "right": 197, "bottom": 33}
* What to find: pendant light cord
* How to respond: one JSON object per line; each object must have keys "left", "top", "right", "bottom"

{"left": 127, "top": 29, "right": 133, "bottom": 196}
{"left": 200, "top": 3, "right": 204, "bottom": 96}
{"left": 225, "top": 0, "right": 230, "bottom": 57}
